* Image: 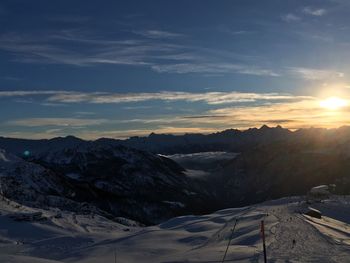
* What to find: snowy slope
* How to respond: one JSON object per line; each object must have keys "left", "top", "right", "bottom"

{"left": 0, "top": 196, "right": 350, "bottom": 262}
{"left": 0, "top": 149, "right": 69, "bottom": 203}
{"left": 0, "top": 149, "right": 104, "bottom": 217}
{"left": 29, "top": 144, "right": 210, "bottom": 224}
{"left": 0, "top": 147, "right": 212, "bottom": 225}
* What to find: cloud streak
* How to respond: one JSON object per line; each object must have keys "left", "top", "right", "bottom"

{"left": 0, "top": 30, "right": 279, "bottom": 77}
{"left": 302, "top": 7, "right": 327, "bottom": 16}
{"left": 133, "top": 30, "right": 184, "bottom": 39}
{"left": 0, "top": 90, "right": 311, "bottom": 105}
{"left": 0, "top": 90, "right": 68, "bottom": 97}
{"left": 281, "top": 13, "right": 301, "bottom": 22}
{"left": 0, "top": 31, "right": 338, "bottom": 80}
{"left": 151, "top": 63, "right": 280, "bottom": 76}
{"left": 287, "top": 67, "right": 344, "bottom": 80}
{"left": 6, "top": 118, "right": 107, "bottom": 127}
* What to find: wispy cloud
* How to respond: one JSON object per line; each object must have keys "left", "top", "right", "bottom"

{"left": 6, "top": 118, "right": 107, "bottom": 127}
{"left": 0, "top": 90, "right": 70, "bottom": 97}
{"left": 0, "top": 90, "right": 312, "bottom": 105}
{"left": 48, "top": 91, "right": 309, "bottom": 105}
{"left": 226, "top": 30, "right": 251, "bottom": 35}
{"left": 122, "top": 105, "right": 153, "bottom": 110}
{"left": 281, "top": 13, "right": 301, "bottom": 22}
{"left": 182, "top": 115, "right": 228, "bottom": 119}
{"left": 302, "top": 7, "right": 327, "bottom": 16}
{"left": 288, "top": 67, "right": 344, "bottom": 80}
{"left": 74, "top": 111, "right": 96, "bottom": 116}
{"left": 217, "top": 25, "right": 253, "bottom": 36}
{"left": 133, "top": 30, "right": 184, "bottom": 39}
{"left": 151, "top": 63, "right": 280, "bottom": 76}
{"left": 0, "top": 30, "right": 278, "bottom": 77}
{"left": 0, "top": 32, "right": 181, "bottom": 66}
{"left": 282, "top": 7, "right": 326, "bottom": 24}
{"left": 0, "top": 90, "right": 309, "bottom": 105}
{"left": 4, "top": 31, "right": 322, "bottom": 78}
{"left": 40, "top": 102, "right": 67, "bottom": 107}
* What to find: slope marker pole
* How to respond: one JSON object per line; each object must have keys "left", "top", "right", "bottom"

{"left": 261, "top": 220, "right": 267, "bottom": 263}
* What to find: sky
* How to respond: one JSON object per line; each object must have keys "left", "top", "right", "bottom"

{"left": 1, "top": 0, "right": 350, "bottom": 139}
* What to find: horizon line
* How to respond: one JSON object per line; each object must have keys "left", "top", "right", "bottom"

{"left": 2, "top": 124, "right": 350, "bottom": 141}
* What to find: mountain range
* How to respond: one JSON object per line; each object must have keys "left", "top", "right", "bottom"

{"left": 1, "top": 125, "right": 350, "bottom": 224}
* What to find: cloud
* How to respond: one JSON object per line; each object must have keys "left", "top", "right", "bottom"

{"left": 208, "top": 98, "right": 350, "bottom": 129}
{"left": 46, "top": 91, "right": 307, "bottom": 105}
{"left": 0, "top": 90, "right": 69, "bottom": 97}
{"left": 226, "top": 30, "right": 250, "bottom": 35}
{"left": 151, "top": 63, "right": 280, "bottom": 76}
{"left": 281, "top": 13, "right": 301, "bottom": 22}
{"left": 6, "top": 118, "right": 107, "bottom": 127}
{"left": 40, "top": 102, "right": 67, "bottom": 107}
{"left": 287, "top": 67, "right": 344, "bottom": 80}
{"left": 14, "top": 99, "right": 34, "bottom": 104}
{"left": 133, "top": 30, "right": 184, "bottom": 39}
{"left": 302, "top": 7, "right": 327, "bottom": 16}
{"left": 0, "top": 31, "right": 278, "bottom": 77}
{"left": 122, "top": 105, "right": 153, "bottom": 110}
{"left": 74, "top": 111, "right": 96, "bottom": 116}
{"left": 183, "top": 115, "right": 228, "bottom": 119}
{"left": 0, "top": 32, "right": 181, "bottom": 66}
{"left": 217, "top": 25, "right": 253, "bottom": 36}
{"left": 0, "top": 90, "right": 311, "bottom": 106}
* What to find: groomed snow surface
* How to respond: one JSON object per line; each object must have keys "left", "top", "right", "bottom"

{"left": 1, "top": 196, "right": 350, "bottom": 262}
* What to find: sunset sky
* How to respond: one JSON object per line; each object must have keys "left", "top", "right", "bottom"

{"left": 1, "top": 0, "right": 350, "bottom": 139}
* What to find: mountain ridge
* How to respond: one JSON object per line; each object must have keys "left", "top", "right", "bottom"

{"left": 2, "top": 125, "right": 350, "bottom": 225}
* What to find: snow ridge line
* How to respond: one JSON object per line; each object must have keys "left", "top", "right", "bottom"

{"left": 221, "top": 218, "right": 238, "bottom": 263}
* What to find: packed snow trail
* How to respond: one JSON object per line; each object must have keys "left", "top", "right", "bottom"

{"left": 264, "top": 203, "right": 350, "bottom": 262}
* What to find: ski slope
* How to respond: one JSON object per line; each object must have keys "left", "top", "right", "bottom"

{"left": 0, "top": 196, "right": 350, "bottom": 262}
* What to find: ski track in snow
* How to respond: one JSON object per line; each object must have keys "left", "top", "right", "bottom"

{"left": 0, "top": 197, "right": 350, "bottom": 262}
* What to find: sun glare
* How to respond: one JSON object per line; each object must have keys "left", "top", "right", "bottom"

{"left": 319, "top": 97, "right": 348, "bottom": 110}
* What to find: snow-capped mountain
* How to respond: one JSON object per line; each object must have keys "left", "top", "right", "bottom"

{"left": 0, "top": 143, "right": 211, "bottom": 225}
{"left": 32, "top": 143, "right": 212, "bottom": 224}
{"left": 0, "top": 149, "right": 67, "bottom": 204}
{"left": 0, "top": 148, "right": 105, "bottom": 217}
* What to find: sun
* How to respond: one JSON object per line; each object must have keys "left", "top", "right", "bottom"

{"left": 319, "top": 97, "right": 348, "bottom": 110}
